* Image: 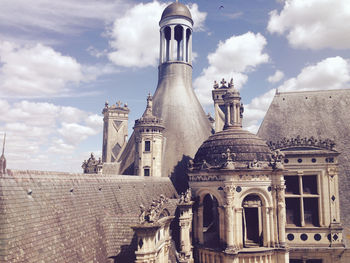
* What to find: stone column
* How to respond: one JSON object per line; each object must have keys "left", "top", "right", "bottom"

{"left": 224, "top": 184, "right": 235, "bottom": 251}
{"left": 170, "top": 25, "right": 175, "bottom": 61}
{"left": 182, "top": 26, "right": 186, "bottom": 61}
{"left": 178, "top": 202, "right": 194, "bottom": 263}
{"left": 198, "top": 205, "right": 204, "bottom": 244}
{"left": 276, "top": 185, "right": 286, "bottom": 246}
{"left": 235, "top": 207, "right": 243, "bottom": 248}
{"left": 159, "top": 29, "right": 163, "bottom": 64}
{"left": 189, "top": 30, "right": 192, "bottom": 64}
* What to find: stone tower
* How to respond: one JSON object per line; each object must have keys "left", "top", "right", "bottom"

{"left": 134, "top": 94, "right": 164, "bottom": 177}
{"left": 0, "top": 133, "right": 6, "bottom": 175}
{"left": 102, "top": 101, "right": 129, "bottom": 163}
{"left": 152, "top": 2, "right": 212, "bottom": 189}
{"left": 188, "top": 80, "right": 288, "bottom": 262}
{"left": 212, "top": 78, "right": 230, "bottom": 132}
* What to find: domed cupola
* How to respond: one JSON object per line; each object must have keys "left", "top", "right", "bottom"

{"left": 161, "top": 2, "right": 193, "bottom": 23}
{"left": 192, "top": 79, "right": 273, "bottom": 170}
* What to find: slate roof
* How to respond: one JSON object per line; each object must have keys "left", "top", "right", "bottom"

{"left": 0, "top": 170, "right": 177, "bottom": 263}
{"left": 257, "top": 89, "right": 350, "bottom": 245}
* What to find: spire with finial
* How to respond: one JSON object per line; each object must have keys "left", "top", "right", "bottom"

{"left": 143, "top": 93, "right": 153, "bottom": 117}
{"left": 0, "top": 133, "right": 6, "bottom": 174}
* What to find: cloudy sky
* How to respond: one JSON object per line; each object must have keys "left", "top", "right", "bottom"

{"left": 1, "top": 0, "right": 349, "bottom": 172}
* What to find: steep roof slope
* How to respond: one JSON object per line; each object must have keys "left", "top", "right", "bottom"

{"left": 0, "top": 170, "right": 177, "bottom": 263}
{"left": 257, "top": 89, "right": 350, "bottom": 245}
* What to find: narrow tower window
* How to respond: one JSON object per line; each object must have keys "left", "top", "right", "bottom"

{"left": 145, "top": 141, "right": 151, "bottom": 152}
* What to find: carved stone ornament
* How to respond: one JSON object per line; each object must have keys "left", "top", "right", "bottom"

{"left": 138, "top": 194, "right": 169, "bottom": 224}
{"left": 179, "top": 188, "right": 192, "bottom": 204}
{"left": 221, "top": 148, "right": 236, "bottom": 169}
{"left": 268, "top": 135, "right": 336, "bottom": 151}
{"left": 269, "top": 149, "right": 285, "bottom": 170}
{"left": 247, "top": 159, "right": 262, "bottom": 169}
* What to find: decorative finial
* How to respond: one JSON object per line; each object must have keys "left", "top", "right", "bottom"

{"left": 228, "top": 78, "right": 234, "bottom": 88}
{"left": 116, "top": 101, "right": 122, "bottom": 107}
{"left": 220, "top": 78, "right": 227, "bottom": 87}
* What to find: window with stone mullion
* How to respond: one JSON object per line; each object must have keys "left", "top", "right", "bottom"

{"left": 285, "top": 174, "right": 319, "bottom": 227}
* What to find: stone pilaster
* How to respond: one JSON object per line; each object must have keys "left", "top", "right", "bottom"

{"left": 223, "top": 184, "right": 237, "bottom": 252}
{"left": 178, "top": 201, "right": 194, "bottom": 263}
{"left": 276, "top": 185, "right": 286, "bottom": 247}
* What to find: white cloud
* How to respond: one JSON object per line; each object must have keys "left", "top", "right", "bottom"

{"left": 267, "top": 0, "right": 350, "bottom": 49}
{"left": 243, "top": 56, "right": 350, "bottom": 134}
{"left": 58, "top": 123, "right": 98, "bottom": 145}
{"left": 194, "top": 32, "right": 269, "bottom": 105}
{"left": 267, "top": 70, "right": 284, "bottom": 83}
{"left": 243, "top": 89, "right": 276, "bottom": 133}
{"left": 189, "top": 3, "right": 207, "bottom": 31}
{"left": 0, "top": 100, "right": 102, "bottom": 171}
{"left": 0, "top": 0, "right": 127, "bottom": 34}
{"left": 0, "top": 41, "right": 118, "bottom": 98}
{"left": 0, "top": 41, "right": 83, "bottom": 97}
{"left": 108, "top": 1, "right": 207, "bottom": 68}
{"left": 278, "top": 56, "right": 350, "bottom": 92}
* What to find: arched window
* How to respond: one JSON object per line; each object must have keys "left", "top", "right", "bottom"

{"left": 174, "top": 25, "right": 183, "bottom": 61}
{"left": 164, "top": 26, "right": 171, "bottom": 61}
{"left": 203, "top": 194, "right": 220, "bottom": 247}
{"left": 242, "top": 194, "right": 263, "bottom": 247}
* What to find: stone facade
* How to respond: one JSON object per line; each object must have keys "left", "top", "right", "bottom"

{"left": 1, "top": 2, "right": 350, "bottom": 263}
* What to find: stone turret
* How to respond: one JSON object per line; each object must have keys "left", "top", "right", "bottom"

{"left": 134, "top": 94, "right": 164, "bottom": 177}
{"left": 212, "top": 78, "right": 230, "bottom": 132}
{"left": 0, "top": 133, "right": 6, "bottom": 175}
{"left": 222, "top": 78, "right": 244, "bottom": 129}
{"left": 152, "top": 1, "right": 212, "bottom": 189}
{"left": 102, "top": 101, "right": 129, "bottom": 163}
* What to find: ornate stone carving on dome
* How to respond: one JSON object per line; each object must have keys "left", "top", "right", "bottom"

{"left": 268, "top": 135, "right": 336, "bottom": 151}
{"left": 189, "top": 174, "right": 221, "bottom": 182}
{"left": 221, "top": 148, "right": 236, "bottom": 169}
{"left": 179, "top": 188, "right": 192, "bottom": 204}
{"left": 139, "top": 194, "right": 169, "bottom": 224}
{"left": 200, "top": 159, "right": 211, "bottom": 170}
{"left": 247, "top": 159, "right": 262, "bottom": 169}
{"left": 269, "top": 149, "right": 285, "bottom": 170}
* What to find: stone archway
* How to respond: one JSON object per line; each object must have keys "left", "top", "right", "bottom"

{"left": 242, "top": 194, "right": 263, "bottom": 247}
{"left": 202, "top": 194, "right": 220, "bottom": 247}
